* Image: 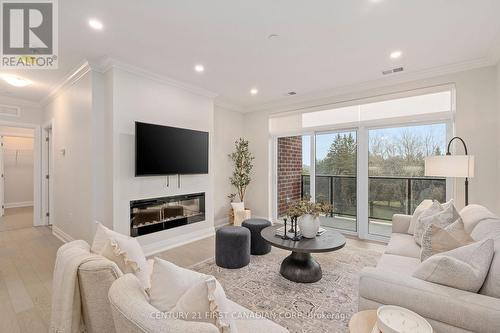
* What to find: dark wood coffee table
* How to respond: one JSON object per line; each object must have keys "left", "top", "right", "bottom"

{"left": 261, "top": 225, "right": 346, "bottom": 283}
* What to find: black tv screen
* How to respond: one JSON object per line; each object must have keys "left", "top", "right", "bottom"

{"left": 135, "top": 122, "right": 209, "bottom": 176}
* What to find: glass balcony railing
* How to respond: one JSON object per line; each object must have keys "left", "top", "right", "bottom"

{"left": 301, "top": 174, "right": 446, "bottom": 221}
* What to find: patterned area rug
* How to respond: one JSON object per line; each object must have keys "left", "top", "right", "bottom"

{"left": 191, "top": 243, "right": 382, "bottom": 333}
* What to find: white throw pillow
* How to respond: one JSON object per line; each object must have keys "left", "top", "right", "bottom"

{"left": 149, "top": 258, "right": 236, "bottom": 333}
{"left": 231, "top": 202, "right": 245, "bottom": 212}
{"left": 413, "top": 239, "right": 494, "bottom": 292}
{"left": 92, "top": 223, "right": 151, "bottom": 290}
{"left": 414, "top": 200, "right": 459, "bottom": 246}
{"left": 408, "top": 200, "right": 433, "bottom": 235}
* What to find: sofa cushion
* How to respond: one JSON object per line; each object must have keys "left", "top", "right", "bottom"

{"left": 420, "top": 220, "right": 474, "bottom": 261}
{"left": 470, "top": 218, "right": 500, "bottom": 241}
{"left": 480, "top": 237, "right": 500, "bottom": 298}
{"left": 460, "top": 204, "right": 498, "bottom": 234}
{"left": 377, "top": 253, "right": 421, "bottom": 276}
{"left": 385, "top": 233, "right": 421, "bottom": 259}
{"left": 413, "top": 239, "right": 494, "bottom": 292}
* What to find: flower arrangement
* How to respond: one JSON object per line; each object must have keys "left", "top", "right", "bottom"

{"left": 286, "top": 200, "right": 332, "bottom": 219}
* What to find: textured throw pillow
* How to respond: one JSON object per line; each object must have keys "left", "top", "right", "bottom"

{"left": 413, "top": 239, "right": 494, "bottom": 292}
{"left": 413, "top": 201, "right": 444, "bottom": 245}
{"left": 93, "top": 223, "right": 151, "bottom": 290}
{"left": 420, "top": 219, "right": 474, "bottom": 261}
{"left": 149, "top": 258, "right": 236, "bottom": 333}
{"left": 408, "top": 200, "right": 433, "bottom": 235}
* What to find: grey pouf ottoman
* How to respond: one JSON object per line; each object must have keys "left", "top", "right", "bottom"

{"left": 215, "top": 226, "right": 250, "bottom": 269}
{"left": 242, "top": 218, "right": 272, "bottom": 255}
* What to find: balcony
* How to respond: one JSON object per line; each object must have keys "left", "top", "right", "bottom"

{"left": 301, "top": 174, "right": 446, "bottom": 236}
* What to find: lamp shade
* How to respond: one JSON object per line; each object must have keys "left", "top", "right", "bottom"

{"left": 425, "top": 155, "right": 475, "bottom": 178}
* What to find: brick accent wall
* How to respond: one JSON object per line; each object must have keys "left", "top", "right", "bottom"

{"left": 277, "top": 136, "right": 303, "bottom": 217}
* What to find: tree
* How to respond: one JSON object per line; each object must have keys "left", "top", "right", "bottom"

{"left": 228, "top": 138, "right": 255, "bottom": 202}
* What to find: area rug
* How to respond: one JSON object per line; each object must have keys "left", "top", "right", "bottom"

{"left": 190, "top": 243, "right": 382, "bottom": 333}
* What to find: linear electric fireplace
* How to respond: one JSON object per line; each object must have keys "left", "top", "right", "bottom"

{"left": 130, "top": 192, "right": 205, "bottom": 237}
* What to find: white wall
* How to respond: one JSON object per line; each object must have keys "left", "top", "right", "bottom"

{"left": 109, "top": 67, "right": 215, "bottom": 253}
{"left": 3, "top": 136, "right": 34, "bottom": 207}
{"left": 213, "top": 105, "right": 244, "bottom": 225}
{"left": 43, "top": 71, "right": 96, "bottom": 243}
{"left": 0, "top": 96, "right": 43, "bottom": 124}
{"left": 244, "top": 65, "right": 500, "bottom": 216}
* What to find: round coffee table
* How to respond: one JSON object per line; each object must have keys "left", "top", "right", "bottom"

{"left": 261, "top": 225, "right": 346, "bottom": 283}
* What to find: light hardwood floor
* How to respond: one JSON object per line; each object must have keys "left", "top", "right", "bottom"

{"left": 0, "top": 212, "right": 385, "bottom": 332}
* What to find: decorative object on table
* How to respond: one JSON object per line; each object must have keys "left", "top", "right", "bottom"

{"left": 228, "top": 138, "right": 255, "bottom": 206}
{"left": 287, "top": 200, "right": 332, "bottom": 238}
{"left": 260, "top": 225, "right": 346, "bottom": 283}
{"left": 376, "top": 305, "right": 433, "bottom": 333}
{"left": 242, "top": 219, "right": 272, "bottom": 255}
{"left": 282, "top": 217, "right": 289, "bottom": 240}
{"left": 215, "top": 226, "right": 251, "bottom": 269}
{"left": 425, "top": 136, "right": 474, "bottom": 205}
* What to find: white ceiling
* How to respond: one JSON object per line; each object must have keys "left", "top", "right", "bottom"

{"left": 0, "top": 0, "right": 499, "bottom": 111}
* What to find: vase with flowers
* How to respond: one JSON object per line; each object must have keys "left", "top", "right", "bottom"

{"left": 287, "top": 200, "right": 332, "bottom": 238}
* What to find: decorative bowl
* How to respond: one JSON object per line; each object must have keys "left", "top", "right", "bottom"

{"left": 376, "top": 306, "right": 433, "bottom": 333}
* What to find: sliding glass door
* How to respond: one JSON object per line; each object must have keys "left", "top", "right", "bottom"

{"left": 315, "top": 131, "right": 357, "bottom": 232}
{"left": 367, "top": 123, "right": 447, "bottom": 237}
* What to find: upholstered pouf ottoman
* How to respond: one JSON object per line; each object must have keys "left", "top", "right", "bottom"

{"left": 215, "top": 226, "right": 251, "bottom": 269}
{"left": 242, "top": 218, "right": 272, "bottom": 255}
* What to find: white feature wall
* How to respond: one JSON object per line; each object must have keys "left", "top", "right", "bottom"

{"left": 3, "top": 136, "right": 34, "bottom": 207}
{"left": 110, "top": 67, "right": 215, "bottom": 254}
{"left": 213, "top": 105, "right": 244, "bottom": 225}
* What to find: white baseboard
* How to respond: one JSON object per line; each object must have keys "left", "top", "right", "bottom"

{"left": 4, "top": 201, "right": 34, "bottom": 208}
{"left": 142, "top": 226, "right": 215, "bottom": 257}
{"left": 52, "top": 225, "right": 75, "bottom": 243}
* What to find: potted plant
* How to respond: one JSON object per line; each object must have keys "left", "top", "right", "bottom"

{"left": 228, "top": 138, "right": 254, "bottom": 208}
{"left": 288, "top": 200, "right": 332, "bottom": 238}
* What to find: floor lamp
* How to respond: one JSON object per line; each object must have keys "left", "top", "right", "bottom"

{"left": 424, "top": 137, "right": 474, "bottom": 206}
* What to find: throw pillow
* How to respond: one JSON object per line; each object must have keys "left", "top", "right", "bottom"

{"left": 413, "top": 201, "right": 444, "bottom": 245}
{"left": 413, "top": 238, "right": 494, "bottom": 292}
{"left": 420, "top": 219, "right": 474, "bottom": 261}
{"left": 408, "top": 200, "right": 433, "bottom": 235}
{"left": 93, "top": 223, "right": 151, "bottom": 290}
{"left": 149, "top": 258, "right": 236, "bottom": 333}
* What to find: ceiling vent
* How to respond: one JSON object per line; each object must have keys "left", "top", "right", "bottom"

{"left": 0, "top": 104, "right": 20, "bottom": 117}
{"left": 382, "top": 67, "right": 404, "bottom": 75}
{"left": 287, "top": 91, "right": 297, "bottom": 96}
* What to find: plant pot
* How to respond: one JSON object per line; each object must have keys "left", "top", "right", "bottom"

{"left": 298, "top": 214, "right": 320, "bottom": 238}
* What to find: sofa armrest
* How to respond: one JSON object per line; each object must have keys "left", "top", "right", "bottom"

{"left": 359, "top": 267, "right": 500, "bottom": 333}
{"left": 392, "top": 214, "right": 411, "bottom": 234}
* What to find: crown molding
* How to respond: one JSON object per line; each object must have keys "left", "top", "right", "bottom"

{"left": 99, "top": 57, "right": 218, "bottom": 99}
{"left": 241, "top": 56, "right": 497, "bottom": 114}
{"left": 214, "top": 98, "right": 245, "bottom": 113}
{"left": 40, "top": 60, "right": 101, "bottom": 107}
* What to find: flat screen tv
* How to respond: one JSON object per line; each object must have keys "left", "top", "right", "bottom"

{"left": 135, "top": 122, "right": 209, "bottom": 176}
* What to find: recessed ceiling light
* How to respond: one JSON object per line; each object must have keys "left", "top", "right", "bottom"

{"left": 1, "top": 74, "right": 32, "bottom": 87}
{"left": 88, "top": 19, "right": 103, "bottom": 30}
{"left": 390, "top": 50, "right": 403, "bottom": 59}
{"left": 250, "top": 88, "right": 258, "bottom": 95}
{"left": 194, "top": 64, "right": 204, "bottom": 73}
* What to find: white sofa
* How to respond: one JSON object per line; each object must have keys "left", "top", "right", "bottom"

{"left": 359, "top": 204, "right": 500, "bottom": 333}
{"left": 72, "top": 241, "right": 288, "bottom": 333}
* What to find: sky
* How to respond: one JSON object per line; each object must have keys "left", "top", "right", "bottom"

{"left": 301, "top": 123, "right": 447, "bottom": 166}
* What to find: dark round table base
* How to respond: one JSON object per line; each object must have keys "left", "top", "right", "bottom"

{"left": 279, "top": 251, "right": 322, "bottom": 283}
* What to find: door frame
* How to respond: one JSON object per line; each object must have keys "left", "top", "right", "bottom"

{"left": 0, "top": 120, "right": 42, "bottom": 226}
{"left": 42, "top": 120, "right": 54, "bottom": 226}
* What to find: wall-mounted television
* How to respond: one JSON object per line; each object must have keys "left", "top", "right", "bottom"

{"left": 135, "top": 122, "right": 209, "bottom": 176}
